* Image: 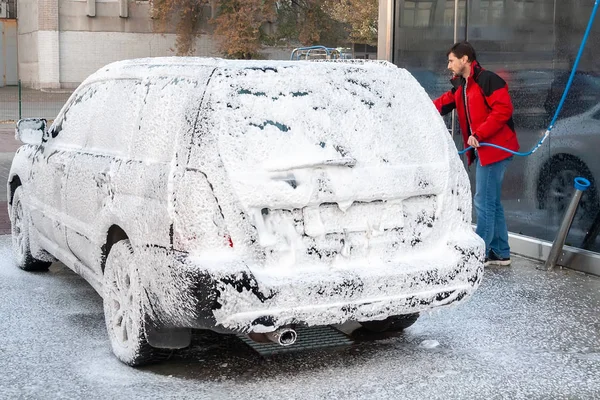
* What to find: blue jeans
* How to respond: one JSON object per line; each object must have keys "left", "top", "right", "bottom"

{"left": 474, "top": 157, "right": 512, "bottom": 258}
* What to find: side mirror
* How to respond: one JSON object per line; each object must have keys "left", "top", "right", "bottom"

{"left": 15, "top": 118, "right": 47, "bottom": 145}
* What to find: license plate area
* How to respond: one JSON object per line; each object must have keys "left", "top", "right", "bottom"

{"left": 303, "top": 201, "right": 405, "bottom": 237}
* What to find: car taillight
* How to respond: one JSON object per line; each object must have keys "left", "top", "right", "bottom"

{"left": 171, "top": 169, "right": 232, "bottom": 252}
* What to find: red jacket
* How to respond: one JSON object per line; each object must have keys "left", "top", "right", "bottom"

{"left": 434, "top": 61, "right": 520, "bottom": 166}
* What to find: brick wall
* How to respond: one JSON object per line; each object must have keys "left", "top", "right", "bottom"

{"left": 38, "top": 31, "right": 61, "bottom": 88}
{"left": 38, "top": 0, "right": 59, "bottom": 31}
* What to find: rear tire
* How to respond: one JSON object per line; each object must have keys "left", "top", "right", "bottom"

{"left": 103, "top": 239, "right": 168, "bottom": 366}
{"left": 11, "top": 187, "right": 52, "bottom": 272}
{"left": 360, "top": 313, "right": 419, "bottom": 333}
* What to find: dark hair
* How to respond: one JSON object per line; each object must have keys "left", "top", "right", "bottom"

{"left": 447, "top": 41, "right": 477, "bottom": 62}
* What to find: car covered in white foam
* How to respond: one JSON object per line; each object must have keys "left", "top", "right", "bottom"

{"left": 8, "top": 58, "right": 485, "bottom": 366}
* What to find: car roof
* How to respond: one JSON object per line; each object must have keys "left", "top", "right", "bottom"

{"left": 82, "top": 57, "right": 397, "bottom": 86}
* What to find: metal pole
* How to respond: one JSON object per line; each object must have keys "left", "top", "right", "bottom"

{"left": 451, "top": 0, "right": 459, "bottom": 138}
{"left": 18, "top": 79, "right": 21, "bottom": 120}
{"left": 454, "top": 0, "right": 459, "bottom": 42}
{"left": 391, "top": 0, "right": 397, "bottom": 64}
{"left": 464, "top": 0, "right": 469, "bottom": 41}
{"left": 543, "top": 177, "right": 591, "bottom": 271}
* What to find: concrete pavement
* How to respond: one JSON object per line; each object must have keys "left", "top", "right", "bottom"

{"left": 1, "top": 235, "right": 600, "bottom": 398}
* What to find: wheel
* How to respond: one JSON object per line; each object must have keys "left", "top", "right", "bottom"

{"left": 11, "top": 187, "right": 52, "bottom": 272}
{"left": 360, "top": 313, "right": 419, "bottom": 333}
{"left": 103, "top": 239, "right": 166, "bottom": 366}
{"left": 538, "top": 156, "right": 599, "bottom": 226}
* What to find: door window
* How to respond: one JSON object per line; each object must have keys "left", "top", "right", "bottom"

{"left": 48, "top": 84, "right": 105, "bottom": 149}
{"left": 85, "top": 79, "right": 143, "bottom": 156}
{"left": 132, "top": 77, "right": 201, "bottom": 163}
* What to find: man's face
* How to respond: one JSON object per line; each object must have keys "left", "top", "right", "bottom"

{"left": 447, "top": 52, "right": 470, "bottom": 77}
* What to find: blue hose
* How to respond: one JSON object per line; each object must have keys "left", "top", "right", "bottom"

{"left": 458, "top": 0, "right": 599, "bottom": 157}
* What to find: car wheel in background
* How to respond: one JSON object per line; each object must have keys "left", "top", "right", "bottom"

{"left": 538, "top": 156, "right": 599, "bottom": 225}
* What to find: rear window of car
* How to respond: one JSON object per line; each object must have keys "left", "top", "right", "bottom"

{"left": 203, "top": 62, "right": 449, "bottom": 174}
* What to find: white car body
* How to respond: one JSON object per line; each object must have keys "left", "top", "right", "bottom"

{"left": 8, "top": 58, "right": 485, "bottom": 365}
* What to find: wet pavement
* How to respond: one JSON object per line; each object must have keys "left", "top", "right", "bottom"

{"left": 1, "top": 234, "right": 599, "bottom": 399}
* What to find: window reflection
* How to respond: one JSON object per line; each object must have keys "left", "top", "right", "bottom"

{"left": 393, "top": 0, "right": 600, "bottom": 252}
{"left": 445, "top": 0, "right": 465, "bottom": 26}
{"left": 479, "top": 0, "right": 504, "bottom": 23}
{"left": 403, "top": 1, "right": 434, "bottom": 27}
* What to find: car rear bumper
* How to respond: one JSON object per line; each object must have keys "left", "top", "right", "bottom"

{"left": 140, "top": 232, "right": 485, "bottom": 333}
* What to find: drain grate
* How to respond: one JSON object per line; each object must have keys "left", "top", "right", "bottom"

{"left": 238, "top": 325, "right": 354, "bottom": 356}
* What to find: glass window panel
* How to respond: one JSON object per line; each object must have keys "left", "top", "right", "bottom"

{"left": 491, "top": 1, "right": 504, "bottom": 20}
{"left": 402, "top": 9, "right": 416, "bottom": 26}
{"left": 393, "top": 0, "right": 600, "bottom": 254}
{"left": 457, "top": 0, "right": 466, "bottom": 26}
{"left": 416, "top": 8, "right": 431, "bottom": 27}
{"left": 444, "top": 8, "right": 454, "bottom": 26}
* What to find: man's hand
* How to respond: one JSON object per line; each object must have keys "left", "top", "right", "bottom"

{"left": 467, "top": 135, "right": 480, "bottom": 148}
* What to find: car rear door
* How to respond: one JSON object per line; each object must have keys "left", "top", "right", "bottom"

{"left": 63, "top": 79, "right": 143, "bottom": 272}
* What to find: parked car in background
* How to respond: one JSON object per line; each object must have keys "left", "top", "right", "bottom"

{"left": 507, "top": 69, "right": 600, "bottom": 129}
{"left": 523, "top": 103, "right": 600, "bottom": 243}
{"left": 8, "top": 58, "right": 485, "bottom": 366}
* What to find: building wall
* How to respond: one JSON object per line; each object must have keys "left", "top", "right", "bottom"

{"left": 60, "top": 0, "right": 154, "bottom": 32}
{"left": 0, "top": 20, "right": 18, "bottom": 86}
{"left": 15, "top": 31, "right": 37, "bottom": 87}
{"left": 36, "top": 0, "right": 60, "bottom": 88}
{"left": 17, "top": 0, "right": 221, "bottom": 89}
{"left": 39, "top": 0, "right": 59, "bottom": 30}
{"left": 58, "top": 31, "right": 219, "bottom": 87}
{"left": 16, "top": 0, "right": 39, "bottom": 87}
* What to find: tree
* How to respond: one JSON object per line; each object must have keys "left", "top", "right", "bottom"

{"left": 150, "top": 0, "right": 376, "bottom": 58}
{"left": 151, "top": 0, "right": 212, "bottom": 55}
{"left": 275, "top": 0, "right": 346, "bottom": 46}
{"left": 212, "top": 0, "right": 277, "bottom": 59}
{"left": 152, "top": 0, "right": 276, "bottom": 57}
{"left": 323, "top": 0, "right": 378, "bottom": 46}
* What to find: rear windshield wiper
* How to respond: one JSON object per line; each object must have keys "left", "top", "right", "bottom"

{"left": 267, "top": 157, "right": 357, "bottom": 172}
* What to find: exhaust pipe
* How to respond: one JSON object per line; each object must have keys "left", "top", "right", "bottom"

{"left": 265, "top": 327, "right": 297, "bottom": 346}
{"left": 248, "top": 327, "right": 298, "bottom": 346}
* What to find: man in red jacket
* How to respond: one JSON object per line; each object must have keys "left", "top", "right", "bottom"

{"left": 434, "top": 42, "right": 520, "bottom": 266}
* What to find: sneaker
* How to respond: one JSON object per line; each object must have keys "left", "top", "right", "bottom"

{"left": 485, "top": 251, "right": 511, "bottom": 266}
